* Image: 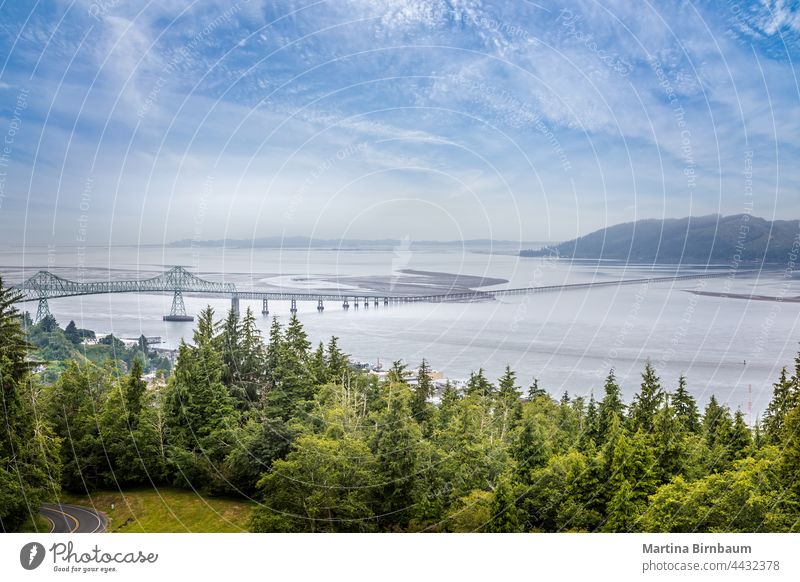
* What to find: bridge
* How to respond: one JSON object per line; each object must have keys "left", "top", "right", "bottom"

{"left": 12, "top": 265, "right": 750, "bottom": 322}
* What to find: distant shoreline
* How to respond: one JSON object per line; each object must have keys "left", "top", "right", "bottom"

{"left": 686, "top": 290, "right": 800, "bottom": 303}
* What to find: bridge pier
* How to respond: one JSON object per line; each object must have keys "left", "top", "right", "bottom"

{"left": 35, "top": 297, "right": 51, "bottom": 323}
{"left": 262, "top": 298, "right": 269, "bottom": 316}
{"left": 231, "top": 294, "right": 240, "bottom": 318}
{"left": 374, "top": 298, "right": 379, "bottom": 307}
{"left": 354, "top": 297, "right": 359, "bottom": 309}
{"left": 164, "top": 289, "right": 194, "bottom": 322}
{"left": 317, "top": 298, "right": 324, "bottom": 312}
{"left": 363, "top": 297, "right": 368, "bottom": 308}
{"left": 290, "top": 298, "right": 298, "bottom": 314}
{"left": 384, "top": 297, "right": 388, "bottom": 306}
{"left": 343, "top": 297, "right": 349, "bottom": 309}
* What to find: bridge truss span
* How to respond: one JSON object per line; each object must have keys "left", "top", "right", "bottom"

{"left": 10, "top": 265, "right": 754, "bottom": 322}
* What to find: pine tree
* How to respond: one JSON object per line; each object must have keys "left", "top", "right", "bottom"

{"left": 495, "top": 366, "right": 522, "bottom": 441}
{"left": 598, "top": 370, "right": 625, "bottom": 443}
{"left": 64, "top": 320, "right": 80, "bottom": 344}
{"left": 218, "top": 308, "right": 241, "bottom": 391}
{"left": 465, "top": 368, "right": 493, "bottom": 398}
{"left": 125, "top": 358, "right": 147, "bottom": 425}
{"left": 238, "top": 307, "right": 266, "bottom": 406}
{"left": 488, "top": 476, "right": 523, "bottom": 532}
{"left": 310, "top": 341, "right": 328, "bottom": 385}
{"left": 412, "top": 359, "right": 435, "bottom": 429}
{"left": 326, "top": 336, "right": 349, "bottom": 382}
{"left": 527, "top": 377, "right": 547, "bottom": 400}
{"left": 1, "top": 279, "right": 60, "bottom": 530}
{"left": 672, "top": 374, "right": 700, "bottom": 433}
{"left": 437, "top": 381, "right": 460, "bottom": 432}
{"left": 628, "top": 362, "right": 663, "bottom": 433}
{"left": 763, "top": 367, "right": 795, "bottom": 444}
{"left": 194, "top": 306, "right": 217, "bottom": 348}
{"left": 729, "top": 409, "right": 752, "bottom": 460}
{"left": 371, "top": 382, "right": 422, "bottom": 529}
{"left": 581, "top": 392, "right": 599, "bottom": 449}
{"left": 285, "top": 313, "right": 311, "bottom": 359}
{"left": 511, "top": 410, "right": 548, "bottom": 483}
{"left": 652, "top": 398, "right": 685, "bottom": 483}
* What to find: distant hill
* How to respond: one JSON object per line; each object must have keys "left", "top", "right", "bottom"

{"left": 520, "top": 215, "right": 799, "bottom": 263}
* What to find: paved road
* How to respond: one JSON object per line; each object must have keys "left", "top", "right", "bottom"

{"left": 40, "top": 503, "right": 107, "bottom": 533}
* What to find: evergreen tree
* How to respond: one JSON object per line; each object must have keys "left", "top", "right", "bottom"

{"left": 326, "top": 336, "right": 349, "bottom": 382}
{"left": 779, "top": 404, "right": 800, "bottom": 503}
{"left": 371, "top": 382, "right": 422, "bottom": 529}
{"left": 387, "top": 360, "right": 408, "bottom": 384}
{"left": 652, "top": 398, "right": 685, "bottom": 483}
{"left": 495, "top": 366, "right": 522, "bottom": 441}
{"left": 488, "top": 476, "right": 523, "bottom": 532}
{"left": 527, "top": 377, "right": 547, "bottom": 400}
{"left": 64, "top": 320, "right": 80, "bottom": 344}
{"left": 763, "top": 367, "right": 796, "bottom": 444}
{"left": 218, "top": 308, "right": 241, "bottom": 391}
{"left": 1, "top": 280, "right": 60, "bottom": 531}
{"left": 38, "top": 313, "right": 58, "bottom": 333}
{"left": 237, "top": 307, "right": 267, "bottom": 406}
{"left": 125, "top": 358, "right": 147, "bottom": 425}
{"left": 511, "top": 408, "right": 548, "bottom": 483}
{"left": 729, "top": 409, "right": 752, "bottom": 460}
{"left": 672, "top": 374, "right": 700, "bottom": 433}
{"left": 581, "top": 393, "right": 599, "bottom": 449}
{"left": 310, "top": 342, "right": 328, "bottom": 385}
{"left": 284, "top": 313, "right": 311, "bottom": 359}
{"left": 628, "top": 362, "right": 663, "bottom": 433}
{"left": 437, "top": 381, "right": 460, "bottom": 432}
{"left": 704, "top": 396, "right": 735, "bottom": 471}
{"left": 163, "top": 334, "right": 236, "bottom": 484}
{"left": 412, "top": 359, "right": 435, "bottom": 430}
{"left": 597, "top": 370, "right": 625, "bottom": 443}
{"left": 45, "top": 362, "right": 107, "bottom": 491}
{"left": 465, "top": 368, "right": 494, "bottom": 398}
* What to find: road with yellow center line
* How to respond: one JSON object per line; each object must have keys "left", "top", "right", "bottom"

{"left": 39, "top": 503, "right": 107, "bottom": 533}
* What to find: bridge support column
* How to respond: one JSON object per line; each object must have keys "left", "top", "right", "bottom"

{"left": 363, "top": 297, "right": 368, "bottom": 308}
{"left": 262, "top": 298, "right": 269, "bottom": 316}
{"left": 384, "top": 297, "right": 388, "bottom": 306}
{"left": 354, "top": 297, "right": 359, "bottom": 308}
{"left": 35, "top": 297, "right": 51, "bottom": 323}
{"left": 317, "top": 298, "right": 324, "bottom": 312}
{"left": 374, "top": 298, "right": 379, "bottom": 307}
{"left": 231, "top": 294, "right": 240, "bottom": 318}
{"left": 290, "top": 298, "right": 298, "bottom": 314}
{"left": 343, "top": 297, "right": 349, "bottom": 309}
{"left": 164, "top": 289, "right": 194, "bottom": 322}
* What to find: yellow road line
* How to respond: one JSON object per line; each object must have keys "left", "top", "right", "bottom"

{"left": 44, "top": 515, "right": 55, "bottom": 533}
{"left": 45, "top": 507, "right": 80, "bottom": 533}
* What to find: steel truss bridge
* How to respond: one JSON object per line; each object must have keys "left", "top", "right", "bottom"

{"left": 11, "top": 265, "right": 748, "bottom": 322}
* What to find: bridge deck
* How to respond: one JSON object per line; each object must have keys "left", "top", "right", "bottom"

{"left": 12, "top": 267, "right": 755, "bottom": 304}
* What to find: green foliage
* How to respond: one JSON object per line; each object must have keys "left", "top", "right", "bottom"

{"left": 597, "top": 370, "right": 625, "bottom": 444}
{"left": 4, "top": 269, "right": 800, "bottom": 533}
{"left": 250, "top": 434, "right": 379, "bottom": 532}
{"left": 672, "top": 374, "right": 700, "bottom": 433}
{"left": 628, "top": 362, "right": 663, "bottom": 433}
{"left": 0, "top": 280, "right": 61, "bottom": 531}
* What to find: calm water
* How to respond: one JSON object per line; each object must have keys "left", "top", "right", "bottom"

{"left": 2, "top": 244, "right": 799, "bottom": 416}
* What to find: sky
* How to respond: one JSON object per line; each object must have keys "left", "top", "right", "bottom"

{"left": 0, "top": 0, "right": 798, "bottom": 245}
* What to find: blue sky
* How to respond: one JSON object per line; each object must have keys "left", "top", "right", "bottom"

{"left": 0, "top": 0, "right": 798, "bottom": 245}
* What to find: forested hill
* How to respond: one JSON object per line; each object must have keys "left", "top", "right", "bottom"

{"left": 521, "top": 215, "right": 800, "bottom": 263}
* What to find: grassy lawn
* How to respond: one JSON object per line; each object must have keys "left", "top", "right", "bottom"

{"left": 60, "top": 487, "right": 255, "bottom": 533}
